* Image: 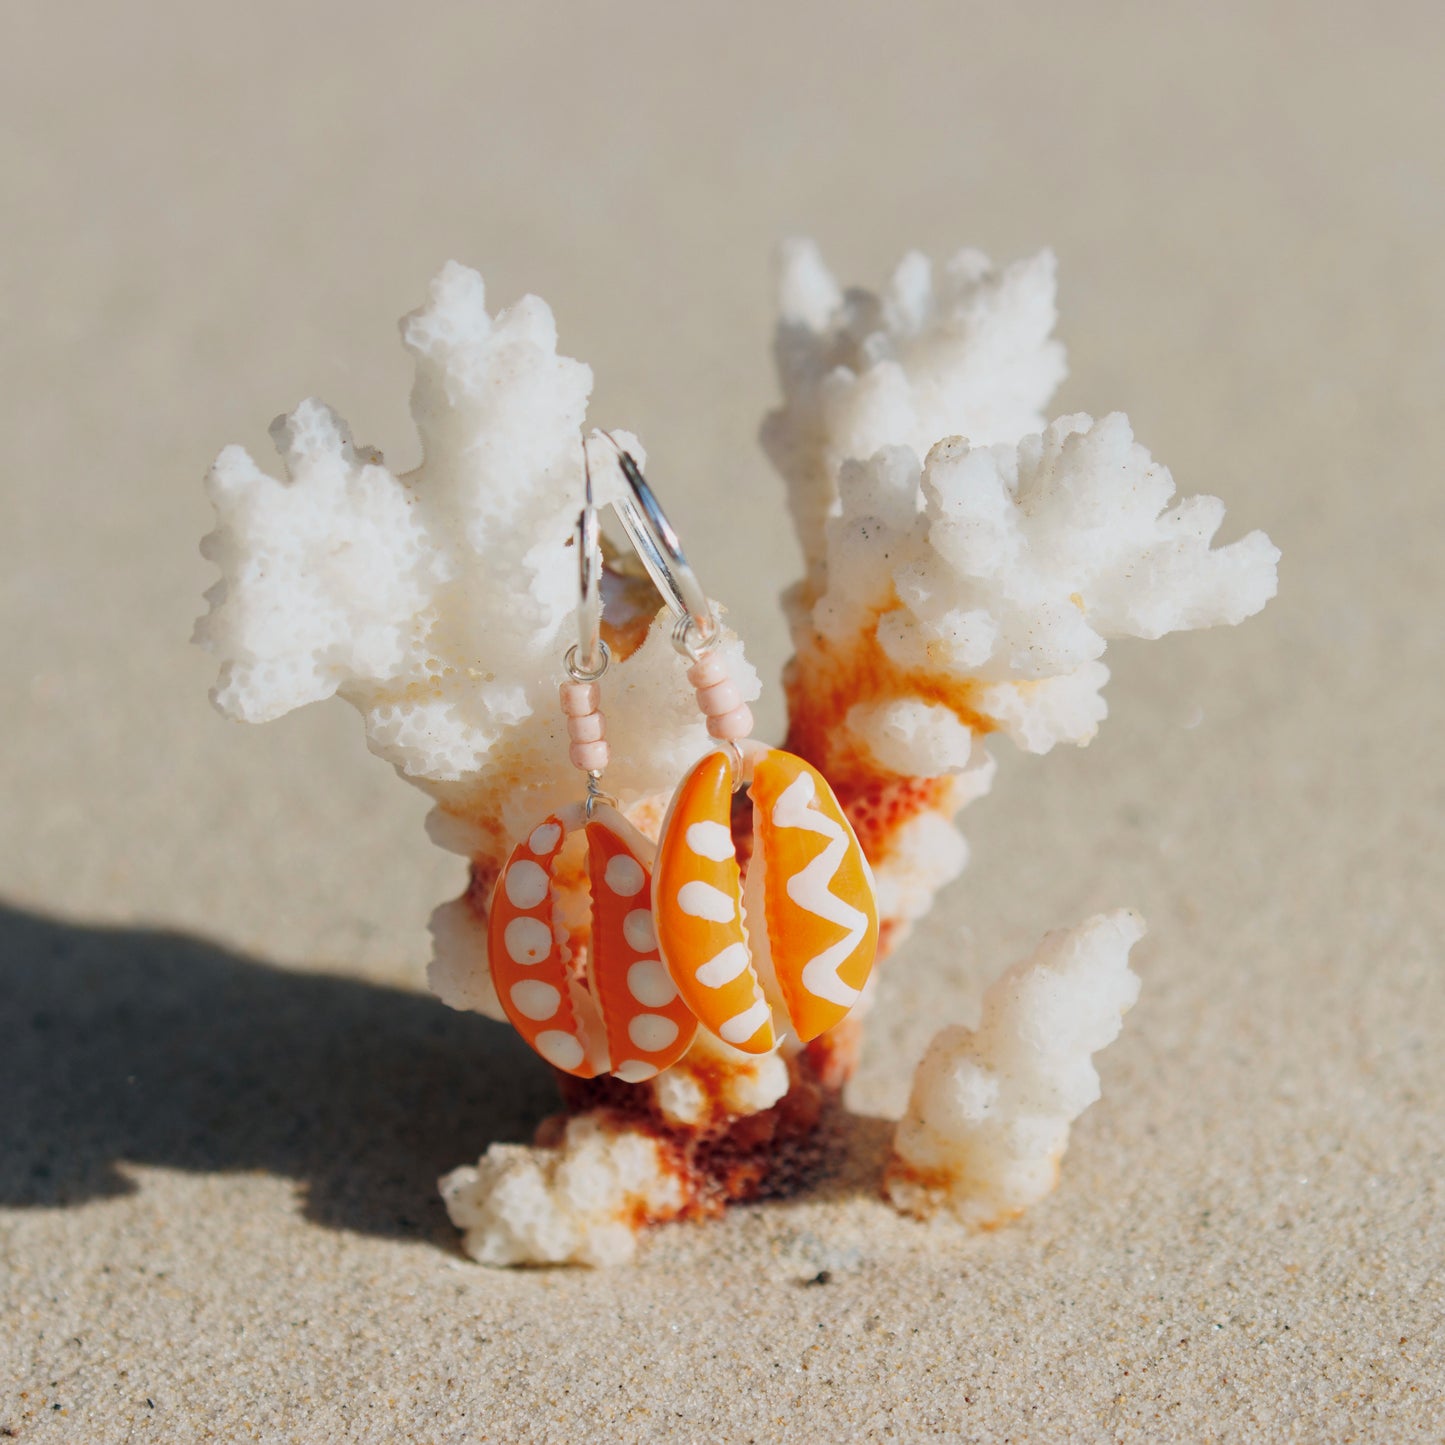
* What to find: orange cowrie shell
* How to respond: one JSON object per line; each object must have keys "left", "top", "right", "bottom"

{"left": 653, "top": 747, "right": 879, "bottom": 1051}
{"left": 489, "top": 805, "right": 696, "bottom": 1080}
{"left": 652, "top": 752, "right": 776, "bottom": 1053}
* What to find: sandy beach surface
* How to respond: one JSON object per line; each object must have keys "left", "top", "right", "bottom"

{"left": 3, "top": 3, "right": 1442, "bottom": 1439}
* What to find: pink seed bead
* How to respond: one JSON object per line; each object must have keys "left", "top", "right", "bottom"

{"left": 559, "top": 681, "right": 600, "bottom": 717}
{"left": 707, "top": 705, "right": 753, "bottom": 741}
{"left": 686, "top": 654, "right": 729, "bottom": 689}
{"left": 567, "top": 712, "right": 605, "bottom": 743}
{"left": 696, "top": 678, "right": 742, "bottom": 717}
{"left": 570, "top": 739, "right": 609, "bottom": 771}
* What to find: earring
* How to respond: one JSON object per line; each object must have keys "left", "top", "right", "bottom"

{"left": 605, "top": 437, "right": 880, "bottom": 1055}
{"left": 487, "top": 449, "right": 698, "bottom": 1082}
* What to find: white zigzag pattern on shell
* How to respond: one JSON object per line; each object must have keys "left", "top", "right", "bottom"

{"left": 770, "top": 770, "right": 866, "bottom": 1007}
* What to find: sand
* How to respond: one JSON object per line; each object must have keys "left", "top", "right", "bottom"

{"left": 3, "top": 2, "right": 1442, "bottom": 1439}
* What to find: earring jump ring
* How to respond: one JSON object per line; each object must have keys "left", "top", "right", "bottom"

{"left": 574, "top": 447, "right": 608, "bottom": 676}
{"left": 672, "top": 613, "right": 720, "bottom": 662}
{"left": 582, "top": 770, "right": 618, "bottom": 819}
{"left": 564, "top": 638, "right": 610, "bottom": 684}
{"left": 594, "top": 431, "right": 718, "bottom": 653}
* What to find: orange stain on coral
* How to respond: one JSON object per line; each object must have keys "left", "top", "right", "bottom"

{"left": 782, "top": 593, "right": 999, "bottom": 867}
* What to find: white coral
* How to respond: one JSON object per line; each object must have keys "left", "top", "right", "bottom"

{"left": 199, "top": 243, "right": 1278, "bottom": 1259}
{"left": 198, "top": 404, "right": 442, "bottom": 722}
{"left": 440, "top": 1114, "right": 684, "bottom": 1267}
{"left": 650, "top": 1028, "right": 791, "bottom": 1127}
{"left": 825, "top": 414, "right": 1280, "bottom": 757}
{"left": 196, "top": 261, "right": 758, "bottom": 1020}
{"left": 764, "top": 241, "right": 1066, "bottom": 570}
{"left": 772, "top": 244, "right": 1279, "bottom": 766}
{"left": 886, "top": 910, "right": 1145, "bottom": 1227}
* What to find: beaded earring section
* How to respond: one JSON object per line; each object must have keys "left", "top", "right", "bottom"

{"left": 603, "top": 438, "right": 879, "bottom": 1053}
{"left": 488, "top": 446, "right": 698, "bottom": 1080}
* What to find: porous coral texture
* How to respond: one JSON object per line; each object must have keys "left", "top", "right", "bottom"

{"left": 441, "top": 1029, "right": 853, "bottom": 1267}
{"left": 198, "top": 243, "right": 1277, "bottom": 1261}
{"left": 769, "top": 243, "right": 1279, "bottom": 930}
{"left": 195, "top": 261, "right": 760, "bottom": 1026}
{"left": 440, "top": 1113, "right": 685, "bottom": 1267}
{"left": 765, "top": 243, "right": 1273, "bottom": 1227}
{"left": 884, "top": 910, "right": 1145, "bottom": 1228}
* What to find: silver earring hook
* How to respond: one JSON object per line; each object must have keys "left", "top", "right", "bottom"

{"left": 593, "top": 430, "right": 720, "bottom": 659}
{"left": 566, "top": 438, "right": 610, "bottom": 684}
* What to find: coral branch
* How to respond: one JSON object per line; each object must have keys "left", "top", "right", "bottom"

{"left": 195, "top": 263, "right": 760, "bottom": 1023}
{"left": 885, "top": 910, "right": 1145, "bottom": 1226}
{"left": 442, "top": 1026, "right": 857, "bottom": 1265}
{"left": 773, "top": 246, "right": 1278, "bottom": 944}
{"left": 763, "top": 241, "right": 1066, "bottom": 576}
{"left": 440, "top": 1113, "right": 685, "bottom": 1268}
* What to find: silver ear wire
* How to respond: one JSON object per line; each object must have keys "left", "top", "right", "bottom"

{"left": 593, "top": 430, "right": 720, "bottom": 659}
{"left": 566, "top": 437, "right": 610, "bottom": 683}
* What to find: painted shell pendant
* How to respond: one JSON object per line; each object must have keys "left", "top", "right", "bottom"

{"left": 489, "top": 802, "right": 697, "bottom": 1081}
{"left": 653, "top": 745, "right": 880, "bottom": 1053}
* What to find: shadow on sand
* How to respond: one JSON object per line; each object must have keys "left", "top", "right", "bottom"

{"left": 0, "top": 901, "right": 556, "bottom": 1245}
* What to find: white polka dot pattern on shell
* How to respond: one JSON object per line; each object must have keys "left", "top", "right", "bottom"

{"left": 534, "top": 1030, "right": 585, "bottom": 1071}
{"left": 504, "top": 859, "right": 549, "bottom": 910}
{"left": 686, "top": 819, "right": 734, "bottom": 861}
{"left": 504, "top": 915, "right": 553, "bottom": 966}
{"left": 509, "top": 980, "right": 561, "bottom": 1021}
{"left": 626, "top": 959, "right": 678, "bottom": 1008}
{"left": 628, "top": 1014, "right": 680, "bottom": 1052}
{"left": 677, "top": 880, "right": 736, "bottom": 922}
{"left": 614, "top": 1060, "right": 659, "bottom": 1083}
{"left": 528, "top": 822, "right": 562, "bottom": 854}
{"left": 623, "top": 908, "right": 657, "bottom": 952}
{"left": 604, "top": 854, "right": 645, "bottom": 897}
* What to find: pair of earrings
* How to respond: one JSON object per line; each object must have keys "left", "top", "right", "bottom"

{"left": 489, "top": 437, "right": 879, "bottom": 1081}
